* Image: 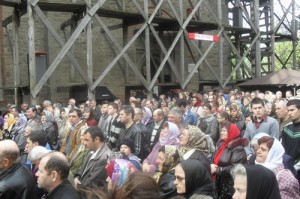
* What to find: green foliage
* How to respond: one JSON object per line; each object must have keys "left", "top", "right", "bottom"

{"left": 274, "top": 41, "right": 300, "bottom": 71}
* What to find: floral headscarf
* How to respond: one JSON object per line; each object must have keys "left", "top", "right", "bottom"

{"left": 106, "top": 159, "right": 138, "bottom": 187}
{"left": 159, "top": 121, "right": 180, "bottom": 146}
{"left": 162, "top": 145, "right": 180, "bottom": 173}
{"left": 153, "top": 145, "right": 180, "bottom": 183}
{"left": 180, "top": 125, "right": 209, "bottom": 156}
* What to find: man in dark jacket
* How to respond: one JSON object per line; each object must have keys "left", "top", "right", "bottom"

{"left": 36, "top": 152, "right": 81, "bottom": 199}
{"left": 0, "top": 140, "right": 36, "bottom": 199}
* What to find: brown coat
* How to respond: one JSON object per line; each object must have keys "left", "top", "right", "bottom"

{"left": 60, "top": 120, "right": 85, "bottom": 156}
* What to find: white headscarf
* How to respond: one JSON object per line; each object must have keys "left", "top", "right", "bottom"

{"left": 255, "top": 135, "right": 284, "bottom": 171}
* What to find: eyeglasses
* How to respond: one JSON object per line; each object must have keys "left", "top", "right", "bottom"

{"left": 175, "top": 175, "right": 185, "bottom": 182}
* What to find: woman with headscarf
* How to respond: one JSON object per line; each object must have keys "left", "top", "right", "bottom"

{"left": 153, "top": 145, "right": 180, "bottom": 199}
{"left": 41, "top": 110, "right": 58, "bottom": 150}
{"left": 58, "top": 107, "right": 71, "bottom": 148}
{"left": 211, "top": 123, "right": 248, "bottom": 199}
{"left": 174, "top": 159, "right": 215, "bottom": 199}
{"left": 142, "top": 107, "right": 154, "bottom": 129}
{"left": 255, "top": 136, "right": 300, "bottom": 199}
{"left": 231, "top": 164, "right": 281, "bottom": 199}
{"left": 142, "top": 121, "right": 180, "bottom": 175}
{"left": 179, "top": 125, "right": 211, "bottom": 173}
{"left": 106, "top": 158, "right": 138, "bottom": 190}
{"left": 2, "top": 113, "right": 16, "bottom": 140}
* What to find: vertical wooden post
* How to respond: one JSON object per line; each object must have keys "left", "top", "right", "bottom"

{"left": 12, "top": 8, "right": 20, "bottom": 105}
{"left": 87, "top": 0, "right": 94, "bottom": 99}
{"left": 28, "top": 0, "right": 37, "bottom": 104}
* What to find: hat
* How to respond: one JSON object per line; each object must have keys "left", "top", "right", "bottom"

{"left": 118, "top": 138, "right": 136, "bottom": 154}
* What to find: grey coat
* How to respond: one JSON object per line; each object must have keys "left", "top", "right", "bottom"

{"left": 76, "top": 143, "right": 111, "bottom": 187}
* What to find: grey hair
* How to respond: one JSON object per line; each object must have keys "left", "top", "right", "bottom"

{"left": 28, "top": 146, "right": 51, "bottom": 163}
{"left": 168, "top": 107, "right": 182, "bottom": 119}
{"left": 231, "top": 164, "right": 247, "bottom": 180}
{"left": 134, "top": 107, "right": 143, "bottom": 115}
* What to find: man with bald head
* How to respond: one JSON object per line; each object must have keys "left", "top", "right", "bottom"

{"left": 0, "top": 140, "right": 36, "bottom": 199}
{"left": 36, "top": 152, "right": 81, "bottom": 199}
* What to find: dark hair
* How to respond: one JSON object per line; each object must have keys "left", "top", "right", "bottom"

{"left": 251, "top": 97, "right": 265, "bottom": 108}
{"left": 29, "top": 124, "right": 44, "bottom": 134}
{"left": 120, "top": 105, "right": 135, "bottom": 119}
{"left": 176, "top": 99, "right": 188, "bottom": 108}
{"left": 218, "top": 111, "right": 230, "bottom": 121}
{"left": 84, "top": 107, "right": 95, "bottom": 121}
{"left": 84, "top": 126, "right": 104, "bottom": 142}
{"left": 69, "top": 108, "right": 82, "bottom": 118}
{"left": 44, "top": 154, "right": 69, "bottom": 180}
{"left": 109, "top": 102, "right": 119, "bottom": 110}
{"left": 27, "top": 105, "right": 37, "bottom": 112}
{"left": 203, "top": 103, "right": 212, "bottom": 111}
{"left": 28, "top": 131, "right": 48, "bottom": 147}
{"left": 257, "top": 136, "right": 274, "bottom": 150}
{"left": 112, "top": 172, "right": 161, "bottom": 199}
{"left": 287, "top": 99, "right": 300, "bottom": 109}
{"left": 102, "top": 101, "right": 110, "bottom": 106}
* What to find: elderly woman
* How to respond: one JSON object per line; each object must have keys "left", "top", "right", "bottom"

{"left": 41, "top": 110, "right": 58, "bottom": 150}
{"left": 174, "top": 159, "right": 215, "bottom": 199}
{"left": 142, "top": 121, "right": 180, "bottom": 175}
{"left": 179, "top": 125, "right": 210, "bottom": 172}
{"left": 211, "top": 123, "right": 248, "bottom": 199}
{"left": 255, "top": 136, "right": 300, "bottom": 199}
{"left": 154, "top": 145, "right": 180, "bottom": 199}
{"left": 231, "top": 164, "right": 281, "bottom": 199}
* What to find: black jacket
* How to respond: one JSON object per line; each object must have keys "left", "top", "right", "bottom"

{"left": 0, "top": 163, "right": 36, "bottom": 199}
{"left": 159, "top": 171, "right": 178, "bottom": 199}
{"left": 45, "top": 180, "right": 81, "bottom": 199}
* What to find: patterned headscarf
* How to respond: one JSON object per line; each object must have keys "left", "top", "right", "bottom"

{"left": 153, "top": 145, "right": 180, "bottom": 183}
{"left": 162, "top": 145, "right": 180, "bottom": 173}
{"left": 180, "top": 125, "right": 209, "bottom": 156}
{"left": 106, "top": 159, "right": 138, "bottom": 187}
{"left": 159, "top": 121, "right": 180, "bottom": 146}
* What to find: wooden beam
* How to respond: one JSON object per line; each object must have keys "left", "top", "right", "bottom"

{"left": 12, "top": 8, "right": 20, "bottom": 105}
{"left": 31, "top": 5, "right": 93, "bottom": 88}
{"left": 32, "top": 0, "right": 106, "bottom": 97}
{"left": 28, "top": 0, "right": 37, "bottom": 104}
{"left": 86, "top": 0, "right": 94, "bottom": 99}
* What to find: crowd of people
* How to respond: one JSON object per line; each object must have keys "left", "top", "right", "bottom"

{"left": 0, "top": 88, "right": 300, "bottom": 199}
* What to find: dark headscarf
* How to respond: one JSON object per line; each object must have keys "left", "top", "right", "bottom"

{"left": 181, "top": 159, "right": 214, "bottom": 198}
{"left": 244, "top": 164, "right": 281, "bottom": 199}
